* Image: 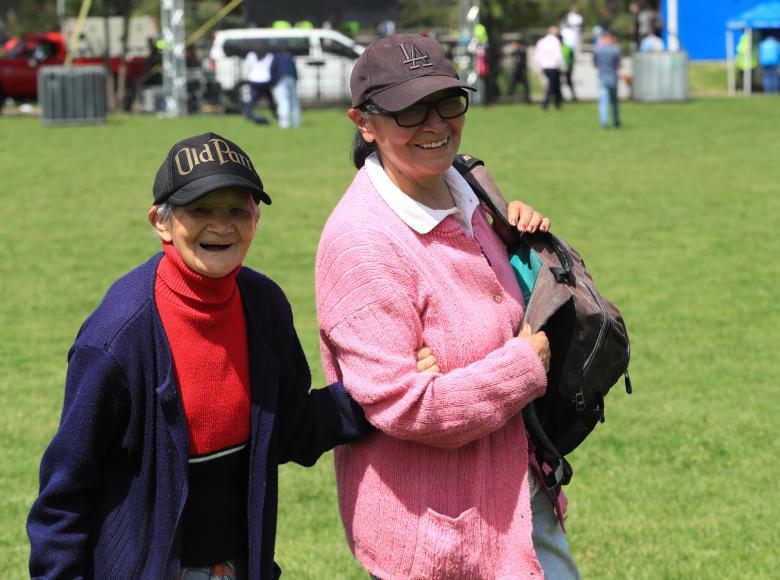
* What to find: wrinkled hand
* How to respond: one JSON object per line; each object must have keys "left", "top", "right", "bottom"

{"left": 415, "top": 346, "right": 440, "bottom": 373}
{"left": 506, "top": 201, "right": 551, "bottom": 235}
{"left": 517, "top": 323, "right": 550, "bottom": 373}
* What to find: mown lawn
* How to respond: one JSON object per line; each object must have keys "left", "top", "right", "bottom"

{"left": 1, "top": 96, "right": 778, "bottom": 578}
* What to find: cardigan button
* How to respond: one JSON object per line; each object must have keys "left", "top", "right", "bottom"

{"left": 493, "top": 294, "right": 503, "bottom": 303}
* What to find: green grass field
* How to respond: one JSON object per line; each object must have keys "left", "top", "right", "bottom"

{"left": 1, "top": 96, "right": 778, "bottom": 578}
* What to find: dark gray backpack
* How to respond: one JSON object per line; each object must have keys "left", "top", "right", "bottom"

{"left": 454, "top": 154, "right": 633, "bottom": 500}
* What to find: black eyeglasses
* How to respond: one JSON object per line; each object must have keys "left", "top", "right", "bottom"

{"left": 363, "top": 93, "right": 469, "bottom": 128}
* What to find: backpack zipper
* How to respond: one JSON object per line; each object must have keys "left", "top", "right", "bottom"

{"left": 581, "top": 277, "right": 610, "bottom": 379}
{"left": 624, "top": 339, "right": 633, "bottom": 394}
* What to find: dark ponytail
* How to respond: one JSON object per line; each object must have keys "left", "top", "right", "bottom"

{"left": 351, "top": 129, "right": 378, "bottom": 169}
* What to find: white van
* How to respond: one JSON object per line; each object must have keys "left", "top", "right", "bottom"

{"left": 208, "top": 28, "right": 363, "bottom": 107}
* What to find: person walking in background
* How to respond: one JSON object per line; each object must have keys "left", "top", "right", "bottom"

{"left": 565, "top": 4, "right": 583, "bottom": 52}
{"left": 244, "top": 50, "right": 275, "bottom": 125}
{"left": 270, "top": 50, "right": 301, "bottom": 128}
{"left": 637, "top": 3, "right": 661, "bottom": 43}
{"left": 560, "top": 25, "right": 578, "bottom": 101}
{"left": 736, "top": 31, "right": 759, "bottom": 90}
{"left": 508, "top": 38, "right": 531, "bottom": 103}
{"left": 758, "top": 34, "right": 780, "bottom": 93}
{"left": 593, "top": 29, "right": 623, "bottom": 129}
{"left": 639, "top": 27, "right": 665, "bottom": 52}
{"left": 533, "top": 26, "right": 565, "bottom": 111}
{"left": 629, "top": 1, "right": 642, "bottom": 48}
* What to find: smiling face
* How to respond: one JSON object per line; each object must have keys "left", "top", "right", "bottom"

{"left": 352, "top": 89, "right": 466, "bottom": 197}
{"left": 149, "top": 187, "right": 258, "bottom": 278}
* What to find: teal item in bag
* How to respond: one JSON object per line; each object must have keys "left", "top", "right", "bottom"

{"left": 509, "top": 245, "right": 543, "bottom": 306}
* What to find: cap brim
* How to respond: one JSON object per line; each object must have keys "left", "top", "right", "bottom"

{"left": 167, "top": 173, "right": 271, "bottom": 206}
{"left": 369, "top": 76, "right": 475, "bottom": 112}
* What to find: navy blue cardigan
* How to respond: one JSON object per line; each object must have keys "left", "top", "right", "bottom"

{"left": 27, "top": 254, "right": 371, "bottom": 579}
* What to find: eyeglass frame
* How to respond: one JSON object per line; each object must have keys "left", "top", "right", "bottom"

{"left": 360, "top": 92, "right": 470, "bottom": 128}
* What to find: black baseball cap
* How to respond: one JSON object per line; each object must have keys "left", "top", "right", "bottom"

{"left": 152, "top": 132, "right": 271, "bottom": 206}
{"left": 350, "top": 34, "right": 475, "bottom": 112}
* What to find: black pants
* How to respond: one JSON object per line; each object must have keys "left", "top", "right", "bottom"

{"left": 509, "top": 66, "right": 531, "bottom": 102}
{"left": 542, "top": 69, "right": 562, "bottom": 110}
{"left": 562, "top": 64, "right": 577, "bottom": 101}
{"left": 245, "top": 82, "right": 276, "bottom": 122}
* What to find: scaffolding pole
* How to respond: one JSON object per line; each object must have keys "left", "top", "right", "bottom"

{"left": 160, "top": 0, "right": 187, "bottom": 116}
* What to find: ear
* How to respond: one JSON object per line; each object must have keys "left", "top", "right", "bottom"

{"left": 348, "top": 107, "right": 377, "bottom": 143}
{"left": 148, "top": 206, "right": 174, "bottom": 242}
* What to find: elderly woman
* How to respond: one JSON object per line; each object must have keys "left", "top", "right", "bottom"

{"left": 26, "top": 132, "right": 438, "bottom": 579}
{"left": 316, "top": 35, "right": 580, "bottom": 578}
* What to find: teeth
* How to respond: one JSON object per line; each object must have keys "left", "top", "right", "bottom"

{"left": 418, "top": 138, "right": 447, "bottom": 149}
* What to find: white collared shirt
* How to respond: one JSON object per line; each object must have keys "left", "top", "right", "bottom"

{"left": 364, "top": 152, "right": 480, "bottom": 236}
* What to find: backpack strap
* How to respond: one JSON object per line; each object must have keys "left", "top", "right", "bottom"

{"left": 453, "top": 153, "right": 574, "bottom": 503}
{"left": 453, "top": 154, "right": 514, "bottom": 234}
{"left": 453, "top": 155, "right": 576, "bottom": 285}
{"left": 523, "top": 405, "right": 573, "bottom": 503}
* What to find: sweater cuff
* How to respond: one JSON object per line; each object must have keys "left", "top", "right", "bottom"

{"left": 506, "top": 335, "right": 548, "bottom": 397}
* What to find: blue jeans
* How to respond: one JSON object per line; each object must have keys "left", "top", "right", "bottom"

{"left": 271, "top": 75, "right": 301, "bottom": 128}
{"left": 762, "top": 66, "right": 779, "bottom": 93}
{"left": 598, "top": 83, "right": 621, "bottom": 128}
{"left": 531, "top": 489, "right": 581, "bottom": 579}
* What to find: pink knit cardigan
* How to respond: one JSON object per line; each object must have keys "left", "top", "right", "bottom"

{"left": 316, "top": 169, "right": 548, "bottom": 579}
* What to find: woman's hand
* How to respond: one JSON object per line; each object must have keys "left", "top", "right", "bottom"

{"left": 416, "top": 346, "right": 440, "bottom": 373}
{"left": 506, "top": 201, "right": 551, "bottom": 234}
{"left": 517, "top": 323, "right": 550, "bottom": 373}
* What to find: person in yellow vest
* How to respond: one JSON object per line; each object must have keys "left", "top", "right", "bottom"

{"left": 736, "top": 30, "right": 758, "bottom": 89}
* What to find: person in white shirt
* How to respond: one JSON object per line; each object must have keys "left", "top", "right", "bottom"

{"left": 533, "top": 27, "right": 565, "bottom": 110}
{"left": 565, "top": 5, "right": 584, "bottom": 50}
{"left": 244, "top": 51, "right": 275, "bottom": 125}
{"left": 639, "top": 32, "right": 665, "bottom": 53}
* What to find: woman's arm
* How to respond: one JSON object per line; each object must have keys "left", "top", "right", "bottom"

{"left": 272, "top": 272, "right": 456, "bottom": 465}
{"left": 272, "top": 293, "right": 372, "bottom": 467}
{"left": 323, "top": 294, "right": 546, "bottom": 449}
{"left": 316, "top": 230, "right": 547, "bottom": 449}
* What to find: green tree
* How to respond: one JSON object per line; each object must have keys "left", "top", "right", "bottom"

{"left": 399, "top": 0, "right": 458, "bottom": 30}
{"left": 1, "top": 0, "right": 59, "bottom": 35}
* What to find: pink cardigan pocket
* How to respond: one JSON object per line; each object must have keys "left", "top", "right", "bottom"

{"left": 409, "top": 507, "right": 482, "bottom": 580}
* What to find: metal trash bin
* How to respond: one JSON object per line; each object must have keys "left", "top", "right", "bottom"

{"left": 38, "top": 65, "right": 107, "bottom": 125}
{"left": 632, "top": 51, "right": 689, "bottom": 102}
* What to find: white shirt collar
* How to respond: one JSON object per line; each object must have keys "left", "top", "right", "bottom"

{"left": 364, "top": 152, "right": 480, "bottom": 236}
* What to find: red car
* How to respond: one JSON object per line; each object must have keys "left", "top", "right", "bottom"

{"left": 0, "top": 32, "right": 147, "bottom": 111}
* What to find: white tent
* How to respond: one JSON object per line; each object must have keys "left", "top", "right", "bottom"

{"left": 726, "top": 1, "right": 780, "bottom": 95}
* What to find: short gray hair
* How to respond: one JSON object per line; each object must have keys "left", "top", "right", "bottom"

{"left": 150, "top": 202, "right": 174, "bottom": 240}
{"left": 155, "top": 202, "right": 175, "bottom": 223}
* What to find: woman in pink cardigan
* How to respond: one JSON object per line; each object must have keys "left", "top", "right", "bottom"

{"left": 316, "top": 34, "right": 580, "bottom": 579}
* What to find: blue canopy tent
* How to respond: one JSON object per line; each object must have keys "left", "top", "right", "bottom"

{"left": 726, "top": 1, "right": 780, "bottom": 94}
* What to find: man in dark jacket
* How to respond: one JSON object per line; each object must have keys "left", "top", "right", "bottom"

{"left": 270, "top": 51, "right": 300, "bottom": 128}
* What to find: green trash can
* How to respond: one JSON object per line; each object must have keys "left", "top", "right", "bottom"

{"left": 38, "top": 65, "right": 107, "bottom": 125}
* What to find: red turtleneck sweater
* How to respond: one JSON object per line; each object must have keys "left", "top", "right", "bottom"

{"left": 155, "top": 242, "right": 251, "bottom": 565}
{"left": 155, "top": 242, "right": 250, "bottom": 457}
